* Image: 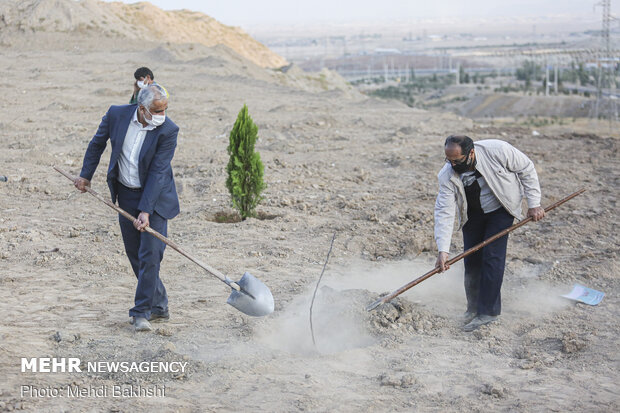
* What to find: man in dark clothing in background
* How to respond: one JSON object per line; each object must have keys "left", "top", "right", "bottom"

{"left": 129, "top": 67, "right": 154, "bottom": 105}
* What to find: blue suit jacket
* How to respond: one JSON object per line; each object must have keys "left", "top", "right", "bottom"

{"left": 80, "top": 104, "right": 180, "bottom": 219}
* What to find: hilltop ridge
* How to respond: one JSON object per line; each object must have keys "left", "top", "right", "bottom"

{"left": 0, "top": 0, "right": 288, "bottom": 68}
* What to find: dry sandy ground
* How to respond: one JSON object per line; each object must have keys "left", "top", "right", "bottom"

{"left": 0, "top": 34, "right": 619, "bottom": 412}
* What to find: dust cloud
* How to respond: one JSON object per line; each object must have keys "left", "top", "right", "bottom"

{"left": 258, "top": 259, "right": 574, "bottom": 356}
{"left": 328, "top": 259, "right": 467, "bottom": 318}
{"left": 257, "top": 287, "right": 376, "bottom": 355}
{"left": 257, "top": 259, "right": 466, "bottom": 355}
{"left": 504, "top": 279, "right": 573, "bottom": 319}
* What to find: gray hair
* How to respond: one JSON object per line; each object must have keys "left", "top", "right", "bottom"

{"left": 137, "top": 83, "right": 169, "bottom": 109}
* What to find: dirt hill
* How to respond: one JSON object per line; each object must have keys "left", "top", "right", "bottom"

{"left": 0, "top": 3, "right": 617, "bottom": 412}
{"left": 451, "top": 93, "right": 593, "bottom": 119}
{"left": 0, "top": 0, "right": 288, "bottom": 68}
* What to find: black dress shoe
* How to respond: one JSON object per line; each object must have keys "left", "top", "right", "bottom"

{"left": 463, "top": 315, "right": 498, "bottom": 332}
{"left": 149, "top": 312, "right": 169, "bottom": 322}
{"left": 462, "top": 311, "right": 477, "bottom": 324}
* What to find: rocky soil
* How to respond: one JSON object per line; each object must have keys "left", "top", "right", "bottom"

{"left": 0, "top": 28, "right": 618, "bottom": 412}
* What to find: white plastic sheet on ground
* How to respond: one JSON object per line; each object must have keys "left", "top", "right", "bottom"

{"left": 562, "top": 284, "right": 605, "bottom": 306}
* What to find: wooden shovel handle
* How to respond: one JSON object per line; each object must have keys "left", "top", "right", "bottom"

{"left": 54, "top": 166, "right": 240, "bottom": 291}
{"left": 368, "top": 188, "right": 586, "bottom": 310}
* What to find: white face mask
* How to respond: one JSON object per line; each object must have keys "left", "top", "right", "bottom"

{"left": 144, "top": 107, "right": 165, "bottom": 126}
{"left": 136, "top": 79, "right": 148, "bottom": 89}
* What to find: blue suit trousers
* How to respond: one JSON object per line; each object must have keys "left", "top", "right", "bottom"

{"left": 117, "top": 184, "right": 169, "bottom": 319}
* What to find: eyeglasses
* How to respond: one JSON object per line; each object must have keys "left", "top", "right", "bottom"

{"left": 445, "top": 150, "right": 471, "bottom": 166}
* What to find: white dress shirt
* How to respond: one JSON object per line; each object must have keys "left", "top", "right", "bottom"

{"left": 117, "top": 110, "right": 155, "bottom": 188}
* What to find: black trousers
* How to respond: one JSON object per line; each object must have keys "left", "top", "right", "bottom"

{"left": 462, "top": 207, "right": 514, "bottom": 316}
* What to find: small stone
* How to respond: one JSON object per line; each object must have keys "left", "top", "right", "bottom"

{"left": 482, "top": 383, "right": 506, "bottom": 398}
{"left": 562, "top": 332, "right": 587, "bottom": 353}
{"left": 53, "top": 331, "right": 62, "bottom": 342}
{"left": 161, "top": 342, "right": 176, "bottom": 352}
{"left": 156, "top": 328, "right": 173, "bottom": 337}
{"left": 400, "top": 375, "right": 417, "bottom": 388}
{"left": 379, "top": 374, "right": 402, "bottom": 388}
{"left": 67, "top": 333, "right": 81, "bottom": 343}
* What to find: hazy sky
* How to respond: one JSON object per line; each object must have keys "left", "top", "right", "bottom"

{"left": 104, "top": 0, "right": 611, "bottom": 26}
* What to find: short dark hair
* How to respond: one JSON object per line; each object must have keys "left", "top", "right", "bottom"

{"left": 444, "top": 135, "right": 474, "bottom": 155}
{"left": 134, "top": 67, "right": 154, "bottom": 81}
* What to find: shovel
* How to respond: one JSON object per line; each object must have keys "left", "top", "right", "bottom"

{"left": 54, "top": 166, "right": 274, "bottom": 317}
{"left": 367, "top": 188, "right": 586, "bottom": 311}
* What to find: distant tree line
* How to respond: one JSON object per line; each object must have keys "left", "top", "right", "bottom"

{"left": 356, "top": 59, "right": 618, "bottom": 107}
{"left": 513, "top": 60, "right": 617, "bottom": 93}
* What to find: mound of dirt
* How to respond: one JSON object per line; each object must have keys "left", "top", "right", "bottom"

{"left": 369, "top": 298, "right": 448, "bottom": 335}
{"left": 277, "top": 64, "right": 355, "bottom": 93}
{"left": 452, "top": 93, "right": 592, "bottom": 118}
{"left": 0, "top": 0, "right": 287, "bottom": 68}
{"left": 312, "top": 286, "right": 448, "bottom": 342}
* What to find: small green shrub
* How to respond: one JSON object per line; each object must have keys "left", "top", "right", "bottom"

{"left": 226, "top": 104, "right": 265, "bottom": 220}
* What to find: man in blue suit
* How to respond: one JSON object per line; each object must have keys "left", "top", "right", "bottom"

{"left": 74, "top": 84, "right": 180, "bottom": 332}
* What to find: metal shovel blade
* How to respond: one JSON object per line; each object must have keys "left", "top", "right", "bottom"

{"left": 226, "top": 272, "right": 275, "bottom": 317}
